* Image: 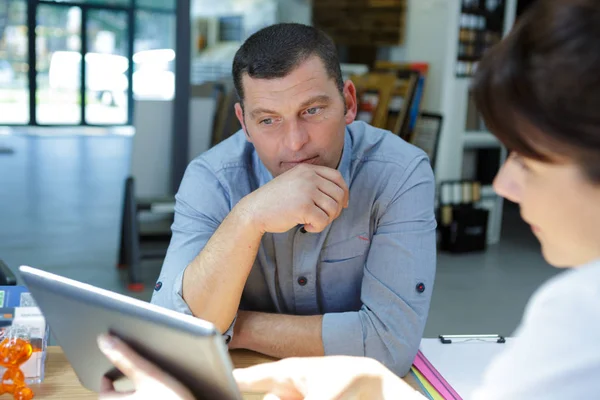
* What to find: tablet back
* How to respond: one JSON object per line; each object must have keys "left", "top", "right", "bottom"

{"left": 19, "top": 265, "right": 241, "bottom": 400}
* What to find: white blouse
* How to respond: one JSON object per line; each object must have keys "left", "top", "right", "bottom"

{"left": 471, "top": 259, "right": 600, "bottom": 399}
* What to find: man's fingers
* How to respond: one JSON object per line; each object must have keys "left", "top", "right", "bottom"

{"left": 304, "top": 203, "right": 330, "bottom": 233}
{"left": 97, "top": 334, "right": 158, "bottom": 385}
{"left": 313, "top": 190, "right": 341, "bottom": 221}
{"left": 311, "top": 167, "right": 349, "bottom": 206}
{"left": 316, "top": 179, "right": 347, "bottom": 212}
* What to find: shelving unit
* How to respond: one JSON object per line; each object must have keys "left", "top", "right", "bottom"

{"left": 313, "top": 0, "right": 407, "bottom": 46}
{"left": 463, "top": 131, "right": 501, "bottom": 149}
{"left": 402, "top": 0, "right": 517, "bottom": 244}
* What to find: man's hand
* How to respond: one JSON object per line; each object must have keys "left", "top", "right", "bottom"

{"left": 234, "top": 356, "right": 423, "bottom": 400}
{"left": 241, "top": 164, "right": 349, "bottom": 234}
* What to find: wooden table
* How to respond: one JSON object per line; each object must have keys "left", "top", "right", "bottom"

{"left": 30, "top": 347, "right": 422, "bottom": 399}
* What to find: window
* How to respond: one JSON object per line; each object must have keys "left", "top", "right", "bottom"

{"left": 0, "top": 0, "right": 28, "bottom": 124}
{"left": 60, "top": 0, "right": 130, "bottom": 6}
{"left": 133, "top": 10, "right": 175, "bottom": 100}
{"left": 0, "top": 0, "right": 175, "bottom": 126}
{"left": 136, "top": 0, "right": 175, "bottom": 11}
{"left": 36, "top": 5, "right": 82, "bottom": 124}
{"left": 86, "top": 8, "right": 129, "bottom": 124}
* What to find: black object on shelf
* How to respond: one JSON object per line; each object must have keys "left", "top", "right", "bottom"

{"left": 456, "top": 0, "right": 507, "bottom": 77}
{"left": 0, "top": 260, "right": 17, "bottom": 286}
{"left": 439, "top": 205, "right": 489, "bottom": 253}
{"left": 438, "top": 180, "right": 489, "bottom": 253}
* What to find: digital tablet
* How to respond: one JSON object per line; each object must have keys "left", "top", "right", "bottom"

{"left": 19, "top": 265, "right": 242, "bottom": 400}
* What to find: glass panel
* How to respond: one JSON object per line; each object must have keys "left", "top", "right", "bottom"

{"left": 0, "top": 0, "right": 29, "bottom": 124}
{"left": 86, "top": 9, "right": 129, "bottom": 124}
{"left": 36, "top": 5, "right": 82, "bottom": 124}
{"left": 44, "top": 0, "right": 130, "bottom": 6}
{"left": 133, "top": 10, "right": 175, "bottom": 100}
{"left": 136, "top": 0, "right": 175, "bottom": 10}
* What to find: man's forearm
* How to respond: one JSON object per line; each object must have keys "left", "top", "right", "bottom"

{"left": 232, "top": 311, "right": 325, "bottom": 359}
{"left": 182, "top": 201, "right": 262, "bottom": 333}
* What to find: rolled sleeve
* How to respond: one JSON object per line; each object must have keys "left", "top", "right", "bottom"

{"left": 322, "top": 156, "right": 437, "bottom": 377}
{"left": 322, "top": 312, "right": 363, "bottom": 356}
{"left": 150, "top": 158, "right": 234, "bottom": 342}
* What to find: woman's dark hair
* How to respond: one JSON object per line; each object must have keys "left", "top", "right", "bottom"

{"left": 232, "top": 23, "right": 344, "bottom": 106}
{"left": 472, "top": 0, "right": 600, "bottom": 182}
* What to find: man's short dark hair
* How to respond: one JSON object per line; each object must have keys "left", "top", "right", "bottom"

{"left": 472, "top": 0, "right": 600, "bottom": 182}
{"left": 232, "top": 23, "right": 344, "bottom": 105}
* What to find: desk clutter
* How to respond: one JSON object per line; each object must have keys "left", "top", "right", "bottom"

{"left": 456, "top": 0, "right": 507, "bottom": 77}
{"left": 0, "top": 285, "right": 49, "bottom": 399}
{"left": 438, "top": 180, "right": 489, "bottom": 253}
{"left": 411, "top": 335, "right": 506, "bottom": 399}
{"left": 350, "top": 61, "right": 443, "bottom": 169}
{"left": 411, "top": 349, "right": 462, "bottom": 400}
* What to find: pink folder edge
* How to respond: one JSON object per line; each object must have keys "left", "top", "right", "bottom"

{"left": 413, "top": 350, "right": 463, "bottom": 400}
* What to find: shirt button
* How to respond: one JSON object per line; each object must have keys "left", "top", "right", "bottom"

{"left": 297, "top": 276, "right": 308, "bottom": 286}
{"left": 416, "top": 282, "right": 425, "bottom": 293}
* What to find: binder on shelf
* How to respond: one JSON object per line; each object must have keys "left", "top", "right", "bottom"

{"left": 438, "top": 180, "right": 489, "bottom": 253}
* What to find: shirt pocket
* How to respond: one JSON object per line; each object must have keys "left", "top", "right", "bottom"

{"left": 318, "top": 233, "right": 371, "bottom": 312}
{"left": 320, "top": 232, "right": 371, "bottom": 263}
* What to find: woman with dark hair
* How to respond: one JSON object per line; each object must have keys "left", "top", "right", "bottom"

{"left": 96, "top": 0, "right": 600, "bottom": 398}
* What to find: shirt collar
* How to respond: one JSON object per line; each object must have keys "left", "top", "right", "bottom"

{"left": 338, "top": 127, "right": 352, "bottom": 186}
{"left": 254, "top": 127, "right": 353, "bottom": 187}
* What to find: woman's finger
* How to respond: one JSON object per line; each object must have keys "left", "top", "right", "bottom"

{"left": 97, "top": 334, "right": 159, "bottom": 385}
{"left": 99, "top": 376, "right": 116, "bottom": 393}
{"left": 233, "top": 362, "right": 295, "bottom": 392}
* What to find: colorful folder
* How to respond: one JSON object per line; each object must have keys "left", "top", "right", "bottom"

{"left": 412, "top": 350, "right": 463, "bottom": 400}
{"left": 410, "top": 367, "right": 443, "bottom": 400}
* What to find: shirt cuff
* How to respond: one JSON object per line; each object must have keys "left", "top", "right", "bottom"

{"left": 322, "top": 312, "right": 364, "bottom": 357}
{"left": 172, "top": 269, "right": 194, "bottom": 315}
{"left": 222, "top": 315, "right": 236, "bottom": 346}
{"left": 173, "top": 269, "right": 236, "bottom": 345}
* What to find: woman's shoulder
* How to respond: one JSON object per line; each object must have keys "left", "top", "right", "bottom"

{"left": 472, "top": 259, "right": 600, "bottom": 400}
{"left": 525, "top": 259, "right": 600, "bottom": 318}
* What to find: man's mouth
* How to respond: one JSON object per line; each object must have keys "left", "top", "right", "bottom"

{"left": 281, "top": 156, "right": 319, "bottom": 167}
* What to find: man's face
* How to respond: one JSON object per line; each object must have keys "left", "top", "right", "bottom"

{"left": 234, "top": 56, "right": 357, "bottom": 177}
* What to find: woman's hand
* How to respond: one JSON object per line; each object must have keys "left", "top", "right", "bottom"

{"left": 97, "top": 334, "right": 194, "bottom": 400}
{"left": 234, "top": 356, "right": 424, "bottom": 400}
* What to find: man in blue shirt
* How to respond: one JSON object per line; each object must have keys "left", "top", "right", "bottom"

{"left": 151, "top": 23, "right": 436, "bottom": 376}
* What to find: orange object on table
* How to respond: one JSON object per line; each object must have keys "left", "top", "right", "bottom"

{"left": 0, "top": 327, "right": 35, "bottom": 400}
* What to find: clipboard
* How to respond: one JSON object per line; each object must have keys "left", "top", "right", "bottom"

{"left": 419, "top": 335, "right": 511, "bottom": 399}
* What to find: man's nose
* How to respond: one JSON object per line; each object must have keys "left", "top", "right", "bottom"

{"left": 285, "top": 120, "right": 309, "bottom": 152}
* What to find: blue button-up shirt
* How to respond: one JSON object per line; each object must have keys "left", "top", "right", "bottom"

{"left": 151, "top": 121, "right": 437, "bottom": 376}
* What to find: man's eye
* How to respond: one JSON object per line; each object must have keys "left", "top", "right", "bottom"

{"left": 260, "top": 118, "right": 273, "bottom": 125}
{"left": 306, "top": 107, "right": 321, "bottom": 115}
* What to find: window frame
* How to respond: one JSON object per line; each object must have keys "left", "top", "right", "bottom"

{"left": 0, "top": 0, "right": 175, "bottom": 127}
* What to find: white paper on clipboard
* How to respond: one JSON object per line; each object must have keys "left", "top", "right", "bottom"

{"left": 419, "top": 337, "right": 513, "bottom": 400}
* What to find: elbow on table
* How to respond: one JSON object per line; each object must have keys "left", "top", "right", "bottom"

{"left": 367, "top": 340, "right": 419, "bottom": 378}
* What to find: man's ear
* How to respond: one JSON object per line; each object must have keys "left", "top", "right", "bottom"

{"left": 234, "top": 102, "right": 251, "bottom": 142}
{"left": 343, "top": 80, "right": 358, "bottom": 125}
